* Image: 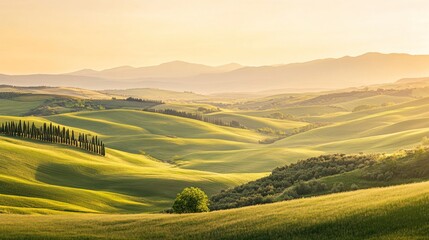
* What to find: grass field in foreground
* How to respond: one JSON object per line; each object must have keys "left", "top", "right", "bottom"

{"left": 1, "top": 181, "right": 429, "bottom": 239}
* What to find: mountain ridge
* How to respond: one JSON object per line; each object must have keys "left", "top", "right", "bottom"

{"left": 2, "top": 52, "right": 429, "bottom": 93}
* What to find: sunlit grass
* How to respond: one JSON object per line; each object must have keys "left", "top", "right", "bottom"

{"left": 1, "top": 181, "right": 429, "bottom": 239}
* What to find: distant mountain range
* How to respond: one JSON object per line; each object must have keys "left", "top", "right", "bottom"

{"left": 69, "top": 61, "right": 243, "bottom": 79}
{"left": 1, "top": 53, "right": 429, "bottom": 93}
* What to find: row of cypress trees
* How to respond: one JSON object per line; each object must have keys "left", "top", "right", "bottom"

{"left": 0, "top": 120, "right": 105, "bottom": 156}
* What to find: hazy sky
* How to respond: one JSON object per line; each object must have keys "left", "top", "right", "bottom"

{"left": 1, "top": 0, "right": 429, "bottom": 74}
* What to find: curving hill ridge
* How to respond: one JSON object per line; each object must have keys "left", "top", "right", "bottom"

{"left": 273, "top": 96, "right": 429, "bottom": 153}
{"left": 0, "top": 135, "right": 264, "bottom": 214}
{"left": 3, "top": 53, "right": 429, "bottom": 93}
{"left": 3, "top": 92, "right": 429, "bottom": 215}
{"left": 1, "top": 181, "right": 429, "bottom": 239}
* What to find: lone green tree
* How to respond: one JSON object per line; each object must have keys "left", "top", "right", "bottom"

{"left": 172, "top": 187, "right": 209, "bottom": 213}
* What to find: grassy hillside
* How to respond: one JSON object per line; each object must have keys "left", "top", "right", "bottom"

{"left": 2, "top": 89, "right": 429, "bottom": 216}
{"left": 333, "top": 95, "right": 414, "bottom": 111}
{"left": 0, "top": 85, "right": 113, "bottom": 99}
{"left": 206, "top": 111, "right": 307, "bottom": 131}
{"left": 0, "top": 93, "right": 53, "bottom": 116}
{"left": 211, "top": 147, "right": 429, "bottom": 210}
{"left": 0, "top": 135, "right": 264, "bottom": 214}
{"left": 1, "top": 181, "right": 429, "bottom": 239}
{"left": 103, "top": 88, "right": 208, "bottom": 101}
{"left": 45, "top": 110, "right": 290, "bottom": 172}
{"left": 0, "top": 93, "right": 162, "bottom": 116}
{"left": 273, "top": 97, "right": 429, "bottom": 153}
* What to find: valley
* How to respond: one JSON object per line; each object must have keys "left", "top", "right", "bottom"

{"left": 2, "top": 79, "right": 429, "bottom": 216}
{"left": 2, "top": 1, "right": 429, "bottom": 238}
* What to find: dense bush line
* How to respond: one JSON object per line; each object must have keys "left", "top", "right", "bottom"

{"left": 27, "top": 97, "right": 164, "bottom": 116}
{"left": 0, "top": 120, "right": 106, "bottom": 156}
{"left": 125, "top": 97, "right": 164, "bottom": 104}
{"left": 362, "top": 147, "right": 429, "bottom": 181}
{"left": 210, "top": 154, "right": 376, "bottom": 210}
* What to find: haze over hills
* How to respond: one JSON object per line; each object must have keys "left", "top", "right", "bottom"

{"left": 4, "top": 1, "right": 429, "bottom": 238}
{"left": 1, "top": 53, "right": 429, "bottom": 93}
{"left": 69, "top": 61, "right": 244, "bottom": 79}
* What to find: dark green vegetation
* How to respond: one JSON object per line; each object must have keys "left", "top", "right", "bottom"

{"left": 211, "top": 154, "right": 376, "bottom": 210}
{"left": 211, "top": 147, "right": 429, "bottom": 210}
{"left": 172, "top": 187, "right": 209, "bottom": 213}
{"left": 0, "top": 120, "right": 105, "bottom": 156}
{"left": 0, "top": 92, "right": 163, "bottom": 116}
{"left": 29, "top": 98, "right": 162, "bottom": 116}
{"left": 124, "top": 96, "right": 164, "bottom": 104}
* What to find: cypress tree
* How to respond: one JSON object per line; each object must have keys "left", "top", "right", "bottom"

{"left": 1, "top": 120, "right": 105, "bottom": 156}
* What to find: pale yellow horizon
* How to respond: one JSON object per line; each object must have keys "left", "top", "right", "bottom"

{"left": 1, "top": 0, "right": 429, "bottom": 74}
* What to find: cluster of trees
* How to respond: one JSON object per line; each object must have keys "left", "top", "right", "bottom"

{"left": 145, "top": 108, "right": 245, "bottom": 128}
{"left": 352, "top": 104, "right": 378, "bottom": 112}
{"left": 27, "top": 98, "right": 110, "bottom": 116}
{"left": 25, "top": 96, "right": 165, "bottom": 116}
{"left": 289, "top": 122, "right": 330, "bottom": 135}
{"left": 362, "top": 148, "right": 427, "bottom": 181}
{"left": 210, "top": 146, "right": 429, "bottom": 211}
{"left": 210, "top": 154, "right": 376, "bottom": 210}
{"left": 0, "top": 92, "right": 25, "bottom": 99}
{"left": 281, "top": 181, "right": 358, "bottom": 200}
{"left": 125, "top": 97, "right": 164, "bottom": 104}
{"left": 197, "top": 107, "right": 220, "bottom": 114}
{"left": 265, "top": 112, "right": 301, "bottom": 121}
{"left": 257, "top": 127, "right": 287, "bottom": 136}
{"left": 352, "top": 102, "right": 395, "bottom": 112}
{"left": 0, "top": 120, "right": 106, "bottom": 156}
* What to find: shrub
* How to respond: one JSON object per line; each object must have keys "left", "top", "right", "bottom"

{"left": 331, "top": 182, "right": 345, "bottom": 193}
{"left": 172, "top": 187, "right": 210, "bottom": 213}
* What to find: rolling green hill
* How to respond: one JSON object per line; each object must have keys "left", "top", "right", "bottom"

{"left": 1, "top": 181, "right": 429, "bottom": 239}
{"left": 0, "top": 93, "right": 162, "bottom": 116}
{"left": 103, "top": 88, "right": 208, "bottom": 101}
{"left": 206, "top": 111, "right": 307, "bottom": 131}
{"left": 0, "top": 85, "right": 114, "bottom": 99}
{"left": 0, "top": 135, "right": 264, "bottom": 214}
{"left": 1, "top": 88, "right": 429, "bottom": 218}
{"left": 210, "top": 147, "right": 429, "bottom": 210}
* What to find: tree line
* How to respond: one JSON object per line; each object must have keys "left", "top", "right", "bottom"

{"left": 210, "top": 154, "right": 376, "bottom": 210}
{"left": 125, "top": 97, "right": 164, "bottom": 104}
{"left": 145, "top": 108, "right": 245, "bottom": 128}
{"left": 0, "top": 120, "right": 106, "bottom": 156}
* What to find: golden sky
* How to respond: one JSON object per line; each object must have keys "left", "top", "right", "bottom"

{"left": 1, "top": 0, "right": 429, "bottom": 74}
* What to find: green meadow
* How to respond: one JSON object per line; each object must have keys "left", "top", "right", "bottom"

{"left": 1, "top": 86, "right": 429, "bottom": 238}
{"left": 1, "top": 181, "right": 429, "bottom": 239}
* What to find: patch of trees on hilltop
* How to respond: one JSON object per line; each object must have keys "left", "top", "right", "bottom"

{"left": 210, "top": 154, "right": 376, "bottom": 210}
{"left": 0, "top": 92, "right": 27, "bottom": 99}
{"left": 0, "top": 120, "right": 105, "bottom": 156}
{"left": 125, "top": 97, "right": 164, "bottom": 104}
{"left": 145, "top": 108, "right": 245, "bottom": 129}
{"left": 0, "top": 92, "right": 165, "bottom": 116}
